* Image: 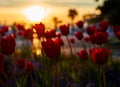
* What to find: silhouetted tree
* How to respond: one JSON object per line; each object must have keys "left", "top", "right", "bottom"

{"left": 53, "top": 17, "right": 62, "bottom": 29}
{"left": 68, "top": 9, "right": 78, "bottom": 24}
{"left": 97, "top": 0, "right": 120, "bottom": 25}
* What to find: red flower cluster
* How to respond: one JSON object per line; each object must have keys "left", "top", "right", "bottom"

{"left": 17, "top": 58, "right": 34, "bottom": 72}
{"left": 16, "top": 24, "right": 25, "bottom": 30}
{"left": 59, "top": 24, "right": 69, "bottom": 36}
{"left": 90, "top": 32, "right": 108, "bottom": 45}
{"left": 34, "top": 23, "right": 45, "bottom": 38}
{"left": 90, "top": 47, "right": 110, "bottom": 65}
{"left": 77, "top": 49, "right": 88, "bottom": 61}
{"left": 0, "top": 35, "right": 16, "bottom": 55}
{"left": 76, "top": 20, "right": 84, "bottom": 29}
{"left": 75, "top": 31, "right": 83, "bottom": 40}
{"left": 42, "top": 39, "right": 61, "bottom": 59}
{"left": 0, "top": 54, "right": 4, "bottom": 74}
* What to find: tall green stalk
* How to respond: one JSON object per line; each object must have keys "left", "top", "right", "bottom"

{"left": 102, "top": 65, "right": 106, "bottom": 87}
{"left": 54, "top": 58, "right": 59, "bottom": 87}
{"left": 66, "top": 36, "right": 73, "bottom": 56}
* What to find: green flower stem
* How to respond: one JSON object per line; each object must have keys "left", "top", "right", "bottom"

{"left": 14, "top": 52, "right": 18, "bottom": 62}
{"left": 102, "top": 65, "right": 106, "bottom": 87}
{"left": 98, "top": 65, "right": 102, "bottom": 87}
{"left": 30, "top": 72, "right": 34, "bottom": 87}
{"left": 86, "top": 61, "right": 90, "bottom": 82}
{"left": 66, "top": 36, "right": 73, "bottom": 56}
{"left": 54, "top": 58, "right": 59, "bottom": 87}
{"left": 39, "top": 37, "right": 45, "bottom": 56}
{"left": 9, "top": 55, "right": 17, "bottom": 87}
{"left": 81, "top": 39, "right": 86, "bottom": 49}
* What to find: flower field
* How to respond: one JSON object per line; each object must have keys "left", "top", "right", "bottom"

{"left": 0, "top": 21, "right": 120, "bottom": 87}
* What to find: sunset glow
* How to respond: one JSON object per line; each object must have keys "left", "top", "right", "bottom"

{"left": 23, "top": 6, "right": 46, "bottom": 22}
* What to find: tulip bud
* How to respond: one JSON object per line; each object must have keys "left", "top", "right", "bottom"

{"left": 25, "top": 61, "right": 33, "bottom": 72}
{"left": 17, "top": 58, "right": 25, "bottom": 69}
{"left": 75, "top": 31, "right": 83, "bottom": 40}
{"left": 59, "top": 24, "right": 69, "bottom": 36}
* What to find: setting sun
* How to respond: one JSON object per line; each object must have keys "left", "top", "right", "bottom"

{"left": 23, "top": 5, "right": 46, "bottom": 22}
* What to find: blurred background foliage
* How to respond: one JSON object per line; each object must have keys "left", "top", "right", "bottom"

{"left": 93, "top": 0, "right": 120, "bottom": 25}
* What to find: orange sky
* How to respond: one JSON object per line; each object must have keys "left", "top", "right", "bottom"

{"left": 0, "top": 0, "right": 102, "bottom": 29}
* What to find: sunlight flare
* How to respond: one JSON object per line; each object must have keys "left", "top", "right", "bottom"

{"left": 23, "top": 5, "right": 46, "bottom": 22}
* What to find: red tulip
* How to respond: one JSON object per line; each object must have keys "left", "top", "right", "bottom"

{"left": 0, "top": 25, "right": 9, "bottom": 36}
{"left": 105, "top": 32, "right": 109, "bottom": 37}
{"left": 0, "top": 29, "right": 5, "bottom": 36}
{"left": 76, "top": 20, "right": 84, "bottom": 29}
{"left": 77, "top": 49, "right": 88, "bottom": 61}
{"left": 83, "top": 36, "right": 90, "bottom": 42}
{"left": 90, "top": 47, "right": 110, "bottom": 65}
{"left": 1, "top": 25, "right": 9, "bottom": 32}
{"left": 116, "top": 31, "right": 120, "bottom": 40}
{"left": 75, "top": 31, "right": 83, "bottom": 40}
{"left": 0, "top": 54, "right": 4, "bottom": 74}
{"left": 25, "top": 61, "right": 33, "bottom": 72}
{"left": 44, "top": 29, "right": 56, "bottom": 39}
{"left": 69, "top": 38, "right": 75, "bottom": 43}
{"left": 16, "top": 24, "right": 25, "bottom": 30}
{"left": 112, "top": 26, "right": 120, "bottom": 34}
{"left": 17, "top": 58, "right": 25, "bottom": 69}
{"left": 87, "top": 26, "right": 97, "bottom": 35}
{"left": 90, "top": 34, "right": 96, "bottom": 44}
{"left": 34, "top": 23, "right": 45, "bottom": 38}
{"left": 54, "top": 37, "right": 64, "bottom": 46}
{"left": 99, "top": 21, "right": 109, "bottom": 32}
{"left": 41, "top": 39, "right": 61, "bottom": 58}
{"left": 89, "top": 48, "right": 94, "bottom": 54}
{"left": 59, "top": 24, "right": 69, "bottom": 36}
{"left": 94, "top": 32, "right": 108, "bottom": 45}
{"left": 0, "top": 35, "right": 16, "bottom": 55}
{"left": 23, "top": 29, "right": 33, "bottom": 40}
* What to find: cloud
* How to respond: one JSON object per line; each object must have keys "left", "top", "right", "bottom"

{"left": 43, "top": 0, "right": 97, "bottom": 7}
{"left": 0, "top": 0, "right": 29, "bottom": 6}
{"left": 0, "top": 0, "right": 97, "bottom": 7}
